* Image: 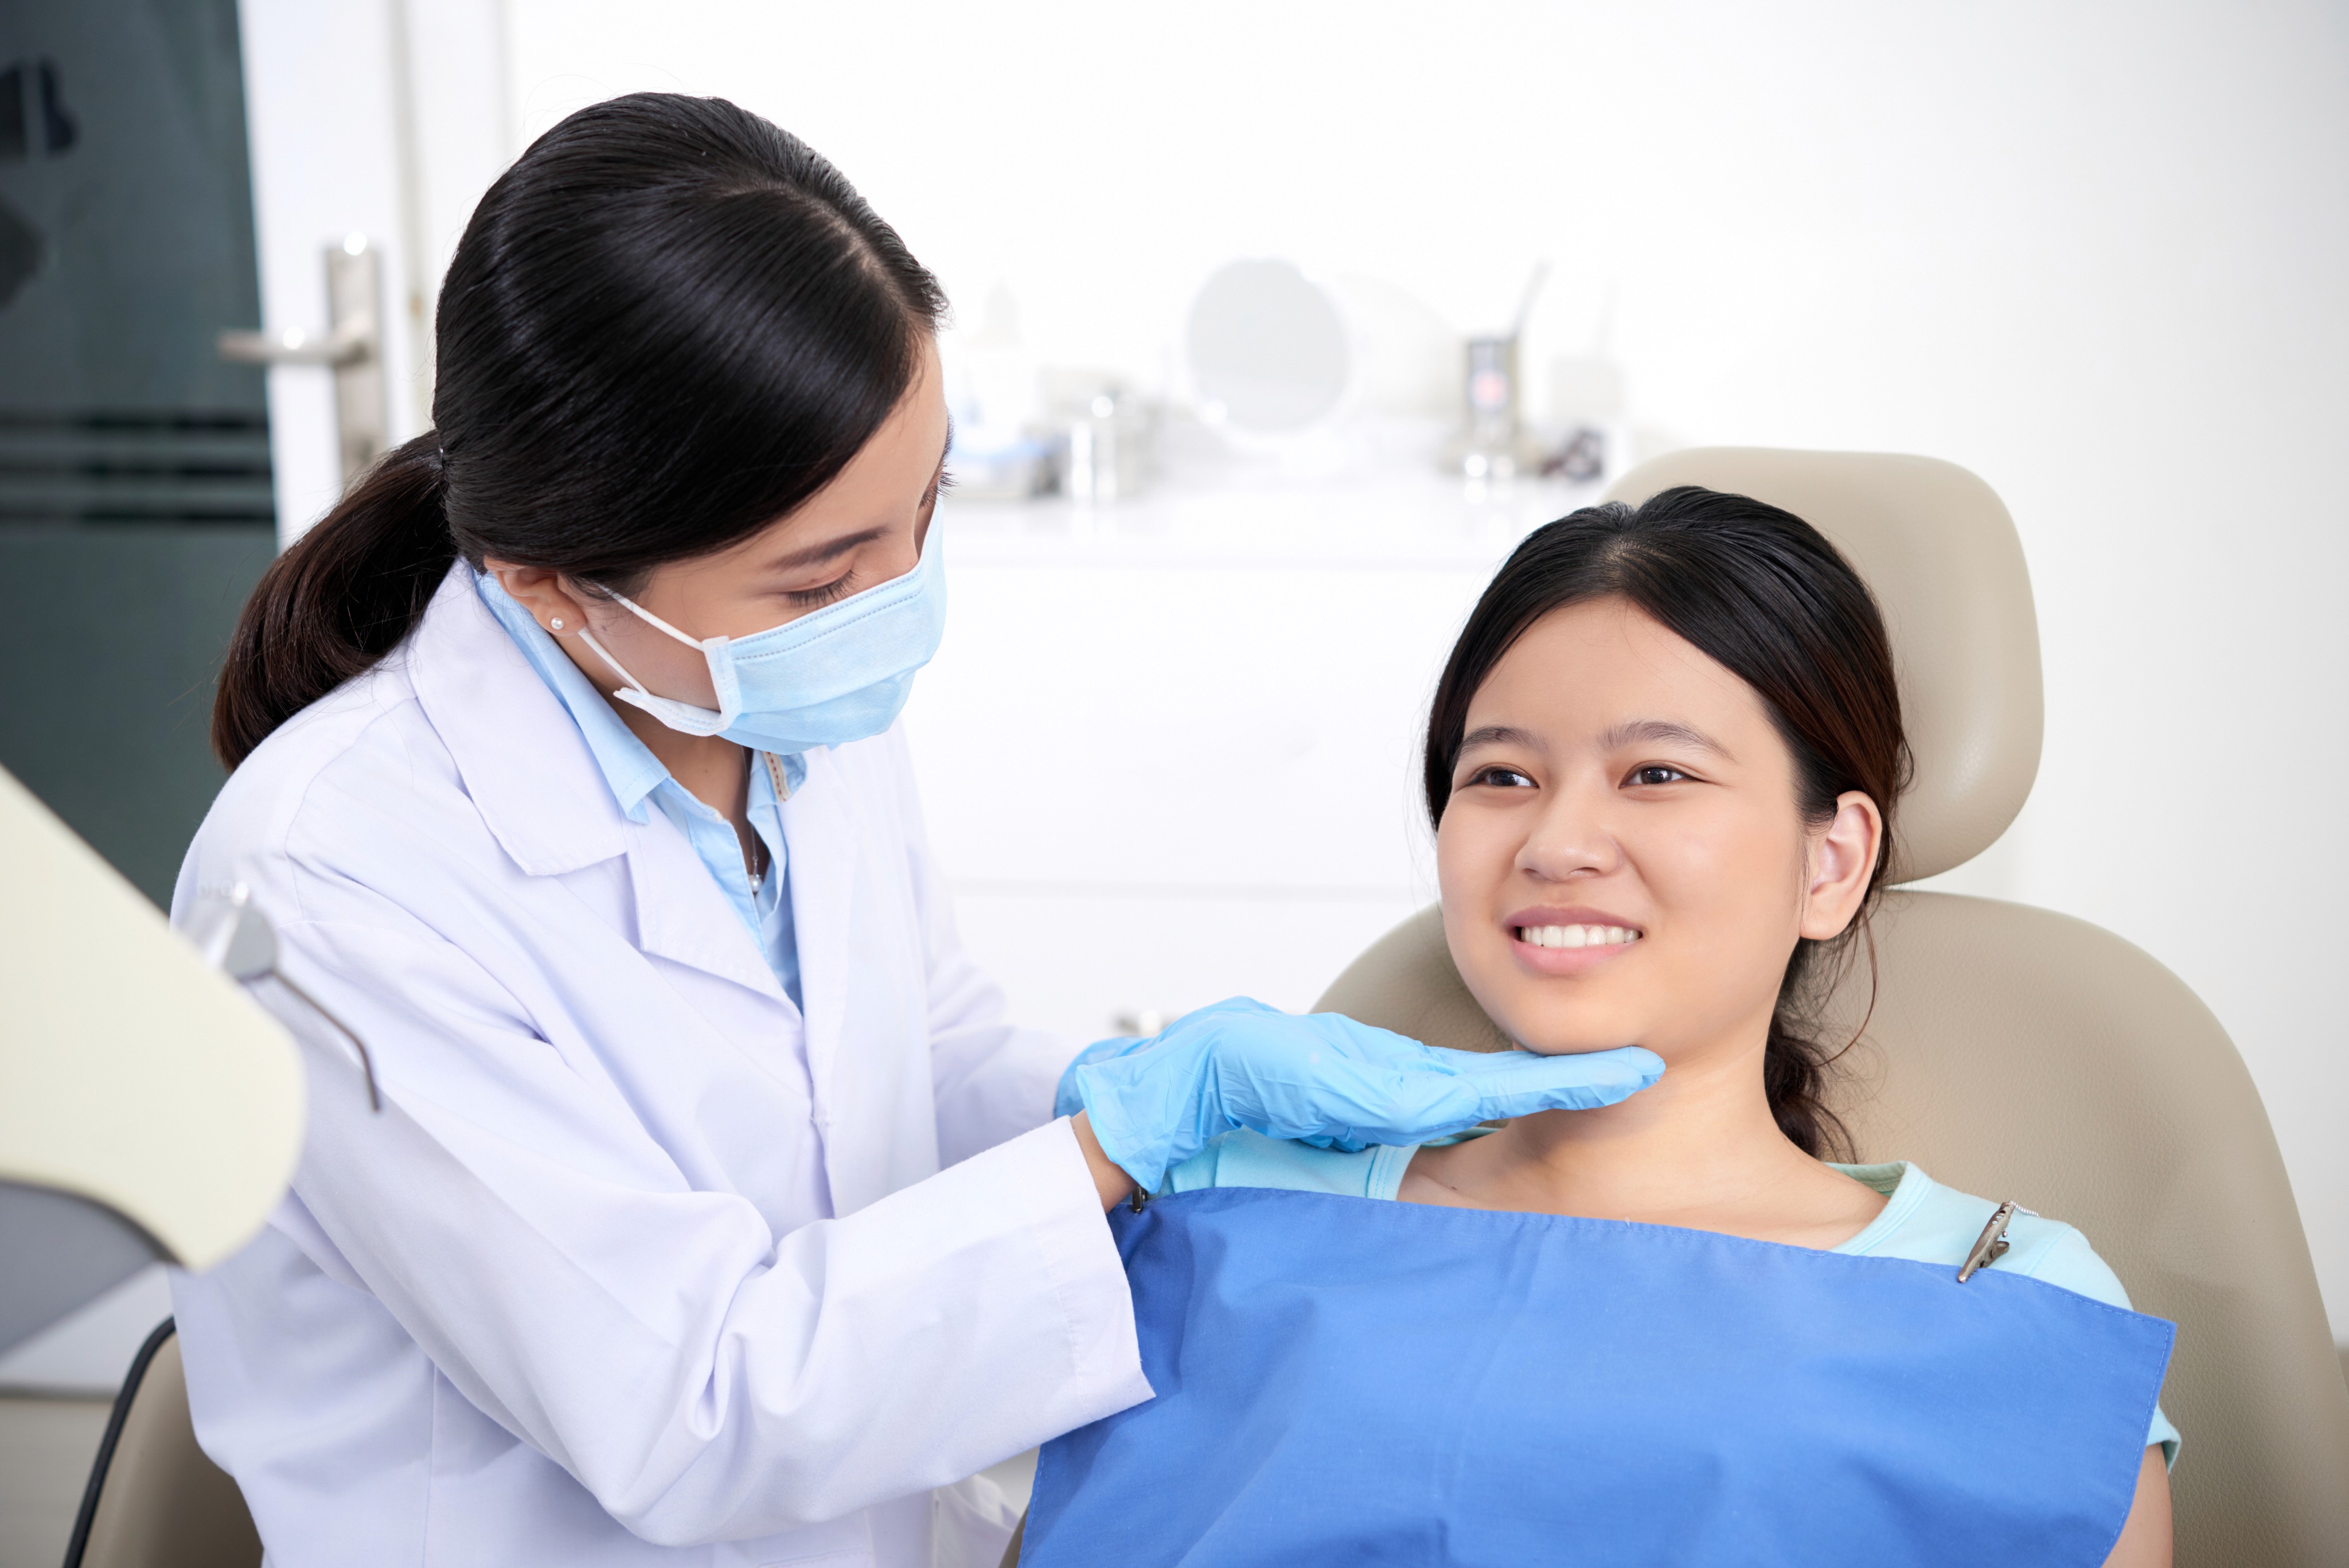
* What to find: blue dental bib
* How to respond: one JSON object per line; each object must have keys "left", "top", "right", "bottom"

{"left": 1024, "top": 1188, "right": 2172, "bottom": 1567}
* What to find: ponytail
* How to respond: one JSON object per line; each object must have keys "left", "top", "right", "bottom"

{"left": 212, "top": 435, "right": 455, "bottom": 769}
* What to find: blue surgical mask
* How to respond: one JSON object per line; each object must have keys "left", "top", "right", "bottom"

{"left": 578, "top": 529, "right": 946, "bottom": 756}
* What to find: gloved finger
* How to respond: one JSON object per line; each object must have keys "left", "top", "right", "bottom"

{"left": 1443, "top": 1046, "right": 1665, "bottom": 1120}
{"left": 1223, "top": 1048, "right": 1488, "bottom": 1149}
{"left": 1167, "top": 996, "right": 1281, "bottom": 1033}
{"left": 1291, "top": 1011, "right": 1431, "bottom": 1062}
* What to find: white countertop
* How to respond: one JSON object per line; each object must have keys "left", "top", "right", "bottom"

{"left": 937, "top": 469, "right": 1611, "bottom": 570}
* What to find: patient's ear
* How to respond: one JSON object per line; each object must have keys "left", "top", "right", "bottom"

{"left": 1799, "top": 791, "right": 1883, "bottom": 941}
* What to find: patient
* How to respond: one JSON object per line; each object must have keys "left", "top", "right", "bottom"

{"left": 1024, "top": 486, "right": 2176, "bottom": 1568}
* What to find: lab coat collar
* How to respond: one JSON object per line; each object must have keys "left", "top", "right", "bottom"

{"left": 405, "top": 565, "right": 630, "bottom": 876}
{"left": 779, "top": 744, "right": 860, "bottom": 1087}
{"left": 625, "top": 820, "right": 790, "bottom": 1005}
{"left": 407, "top": 565, "right": 793, "bottom": 1007}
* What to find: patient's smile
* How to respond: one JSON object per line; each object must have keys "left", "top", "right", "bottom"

{"left": 1516, "top": 923, "right": 1641, "bottom": 949}
{"left": 1505, "top": 906, "right": 1647, "bottom": 977}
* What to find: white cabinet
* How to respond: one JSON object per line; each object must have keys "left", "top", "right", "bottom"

{"left": 903, "top": 474, "right": 1598, "bottom": 1040}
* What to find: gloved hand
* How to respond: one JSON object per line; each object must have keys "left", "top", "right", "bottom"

{"left": 1054, "top": 997, "right": 1664, "bottom": 1194}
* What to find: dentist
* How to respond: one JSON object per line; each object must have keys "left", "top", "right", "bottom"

{"left": 175, "top": 94, "right": 1660, "bottom": 1568}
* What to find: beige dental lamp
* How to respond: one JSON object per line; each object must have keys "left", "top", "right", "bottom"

{"left": 0, "top": 763, "right": 306, "bottom": 1355}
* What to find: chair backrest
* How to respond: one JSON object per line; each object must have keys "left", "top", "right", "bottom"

{"left": 1316, "top": 448, "right": 2349, "bottom": 1567}
{"left": 64, "top": 1319, "right": 260, "bottom": 1568}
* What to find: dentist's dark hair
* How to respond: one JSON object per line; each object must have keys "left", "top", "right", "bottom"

{"left": 1422, "top": 486, "right": 1912, "bottom": 1160}
{"left": 213, "top": 93, "right": 945, "bottom": 769}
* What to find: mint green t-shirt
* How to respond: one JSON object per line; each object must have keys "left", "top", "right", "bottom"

{"left": 1164, "top": 1130, "right": 2179, "bottom": 1463}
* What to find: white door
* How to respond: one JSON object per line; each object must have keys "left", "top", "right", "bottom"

{"left": 237, "top": 0, "right": 510, "bottom": 544}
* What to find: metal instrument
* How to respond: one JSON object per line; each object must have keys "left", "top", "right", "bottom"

{"left": 1958, "top": 1199, "right": 2034, "bottom": 1282}
{"left": 188, "top": 883, "right": 381, "bottom": 1113}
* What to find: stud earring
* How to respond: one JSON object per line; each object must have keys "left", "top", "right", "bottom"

{"left": 549, "top": 617, "right": 565, "bottom": 631}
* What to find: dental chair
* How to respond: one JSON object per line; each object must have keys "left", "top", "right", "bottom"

{"left": 61, "top": 1318, "right": 261, "bottom": 1568}
{"left": 1315, "top": 448, "right": 2349, "bottom": 1568}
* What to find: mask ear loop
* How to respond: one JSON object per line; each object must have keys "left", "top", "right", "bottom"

{"left": 607, "top": 591, "right": 708, "bottom": 651}
{"left": 575, "top": 592, "right": 730, "bottom": 724}
{"left": 575, "top": 626, "right": 661, "bottom": 702}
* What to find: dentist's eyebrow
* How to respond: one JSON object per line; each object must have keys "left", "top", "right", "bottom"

{"left": 1601, "top": 719, "right": 1734, "bottom": 759}
{"left": 765, "top": 526, "right": 885, "bottom": 575}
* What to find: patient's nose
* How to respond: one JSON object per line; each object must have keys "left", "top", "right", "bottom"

{"left": 1515, "top": 786, "right": 1618, "bottom": 883}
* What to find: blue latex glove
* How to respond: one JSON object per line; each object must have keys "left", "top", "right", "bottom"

{"left": 1055, "top": 997, "right": 1664, "bottom": 1193}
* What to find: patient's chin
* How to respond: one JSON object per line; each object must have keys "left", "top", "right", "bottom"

{"left": 1511, "top": 1035, "right": 1641, "bottom": 1059}
{"left": 1488, "top": 1008, "right": 1641, "bottom": 1059}
{"left": 1463, "top": 976, "right": 1638, "bottom": 1059}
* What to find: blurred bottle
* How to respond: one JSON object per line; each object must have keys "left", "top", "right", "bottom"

{"left": 1444, "top": 334, "right": 1544, "bottom": 481}
{"left": 1043, "top": 369, "right": 1157, "bottom": 502}
{"left": 1443, "top": 264, "right": 1551, "bottom": 482}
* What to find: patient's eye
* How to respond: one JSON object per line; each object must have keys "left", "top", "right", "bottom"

{"left": 1466, "top": 765, "right": 1536, "bottom": 790}
{"left": 1624, "top": 765, "right": 1689, "bottom": 787}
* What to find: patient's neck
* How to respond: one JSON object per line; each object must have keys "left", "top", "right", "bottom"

{"left": 1396, "top": 1027, "right": 1885, "bottom": 1250}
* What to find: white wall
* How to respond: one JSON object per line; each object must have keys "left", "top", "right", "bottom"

{"left": 482, "top": 1, "right": 2343, "bottom": 1338}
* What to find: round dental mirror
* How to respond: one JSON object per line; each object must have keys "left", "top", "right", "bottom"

{"left": 1185, "top": 259, "right": 1352, "bottom": 435}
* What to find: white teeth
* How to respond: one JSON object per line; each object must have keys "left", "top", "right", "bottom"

{"left": 1517, "top": 924, "right": 1641, "bottom": 949}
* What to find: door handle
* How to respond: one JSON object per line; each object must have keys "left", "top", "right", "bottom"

{"left": 218, "top": 236, "right": 389, "bottom": 491}
{"left": 216, "top": 322, "right": 373, "bottom": 368}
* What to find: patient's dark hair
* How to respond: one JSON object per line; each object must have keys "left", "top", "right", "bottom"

{"left": 1422, "top": 486, "right": 1911, "bottom": 1160}
{"left": 213, "top": 93, "right": 945, "bottom": 769}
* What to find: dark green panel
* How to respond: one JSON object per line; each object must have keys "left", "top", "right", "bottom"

{"left": 0, "top": 0, "right": 274, "bottom": 903}
{"left": 0, "top": 0, "right": 267, "bottom": 416}
{"left": 0, "top": 525, "right": 274, "bottom": 905}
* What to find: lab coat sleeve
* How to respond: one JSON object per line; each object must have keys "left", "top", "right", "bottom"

{"left": 883, "top": 725, "right": 1086, "bottom": 1166}
{"left": 255, "top": 896, "right": 1149, "bottom": 1547}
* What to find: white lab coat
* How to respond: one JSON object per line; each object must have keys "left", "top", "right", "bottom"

{"left": 166, "top": 567, "right": 1151, "bottom": 1567}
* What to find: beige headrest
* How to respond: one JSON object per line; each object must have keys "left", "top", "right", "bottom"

{"left": 0, "top": 765, "right": 302, "bottom": 1273}
{"left": 1602, "top": 449, "right": 2042, "bottom": 881}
